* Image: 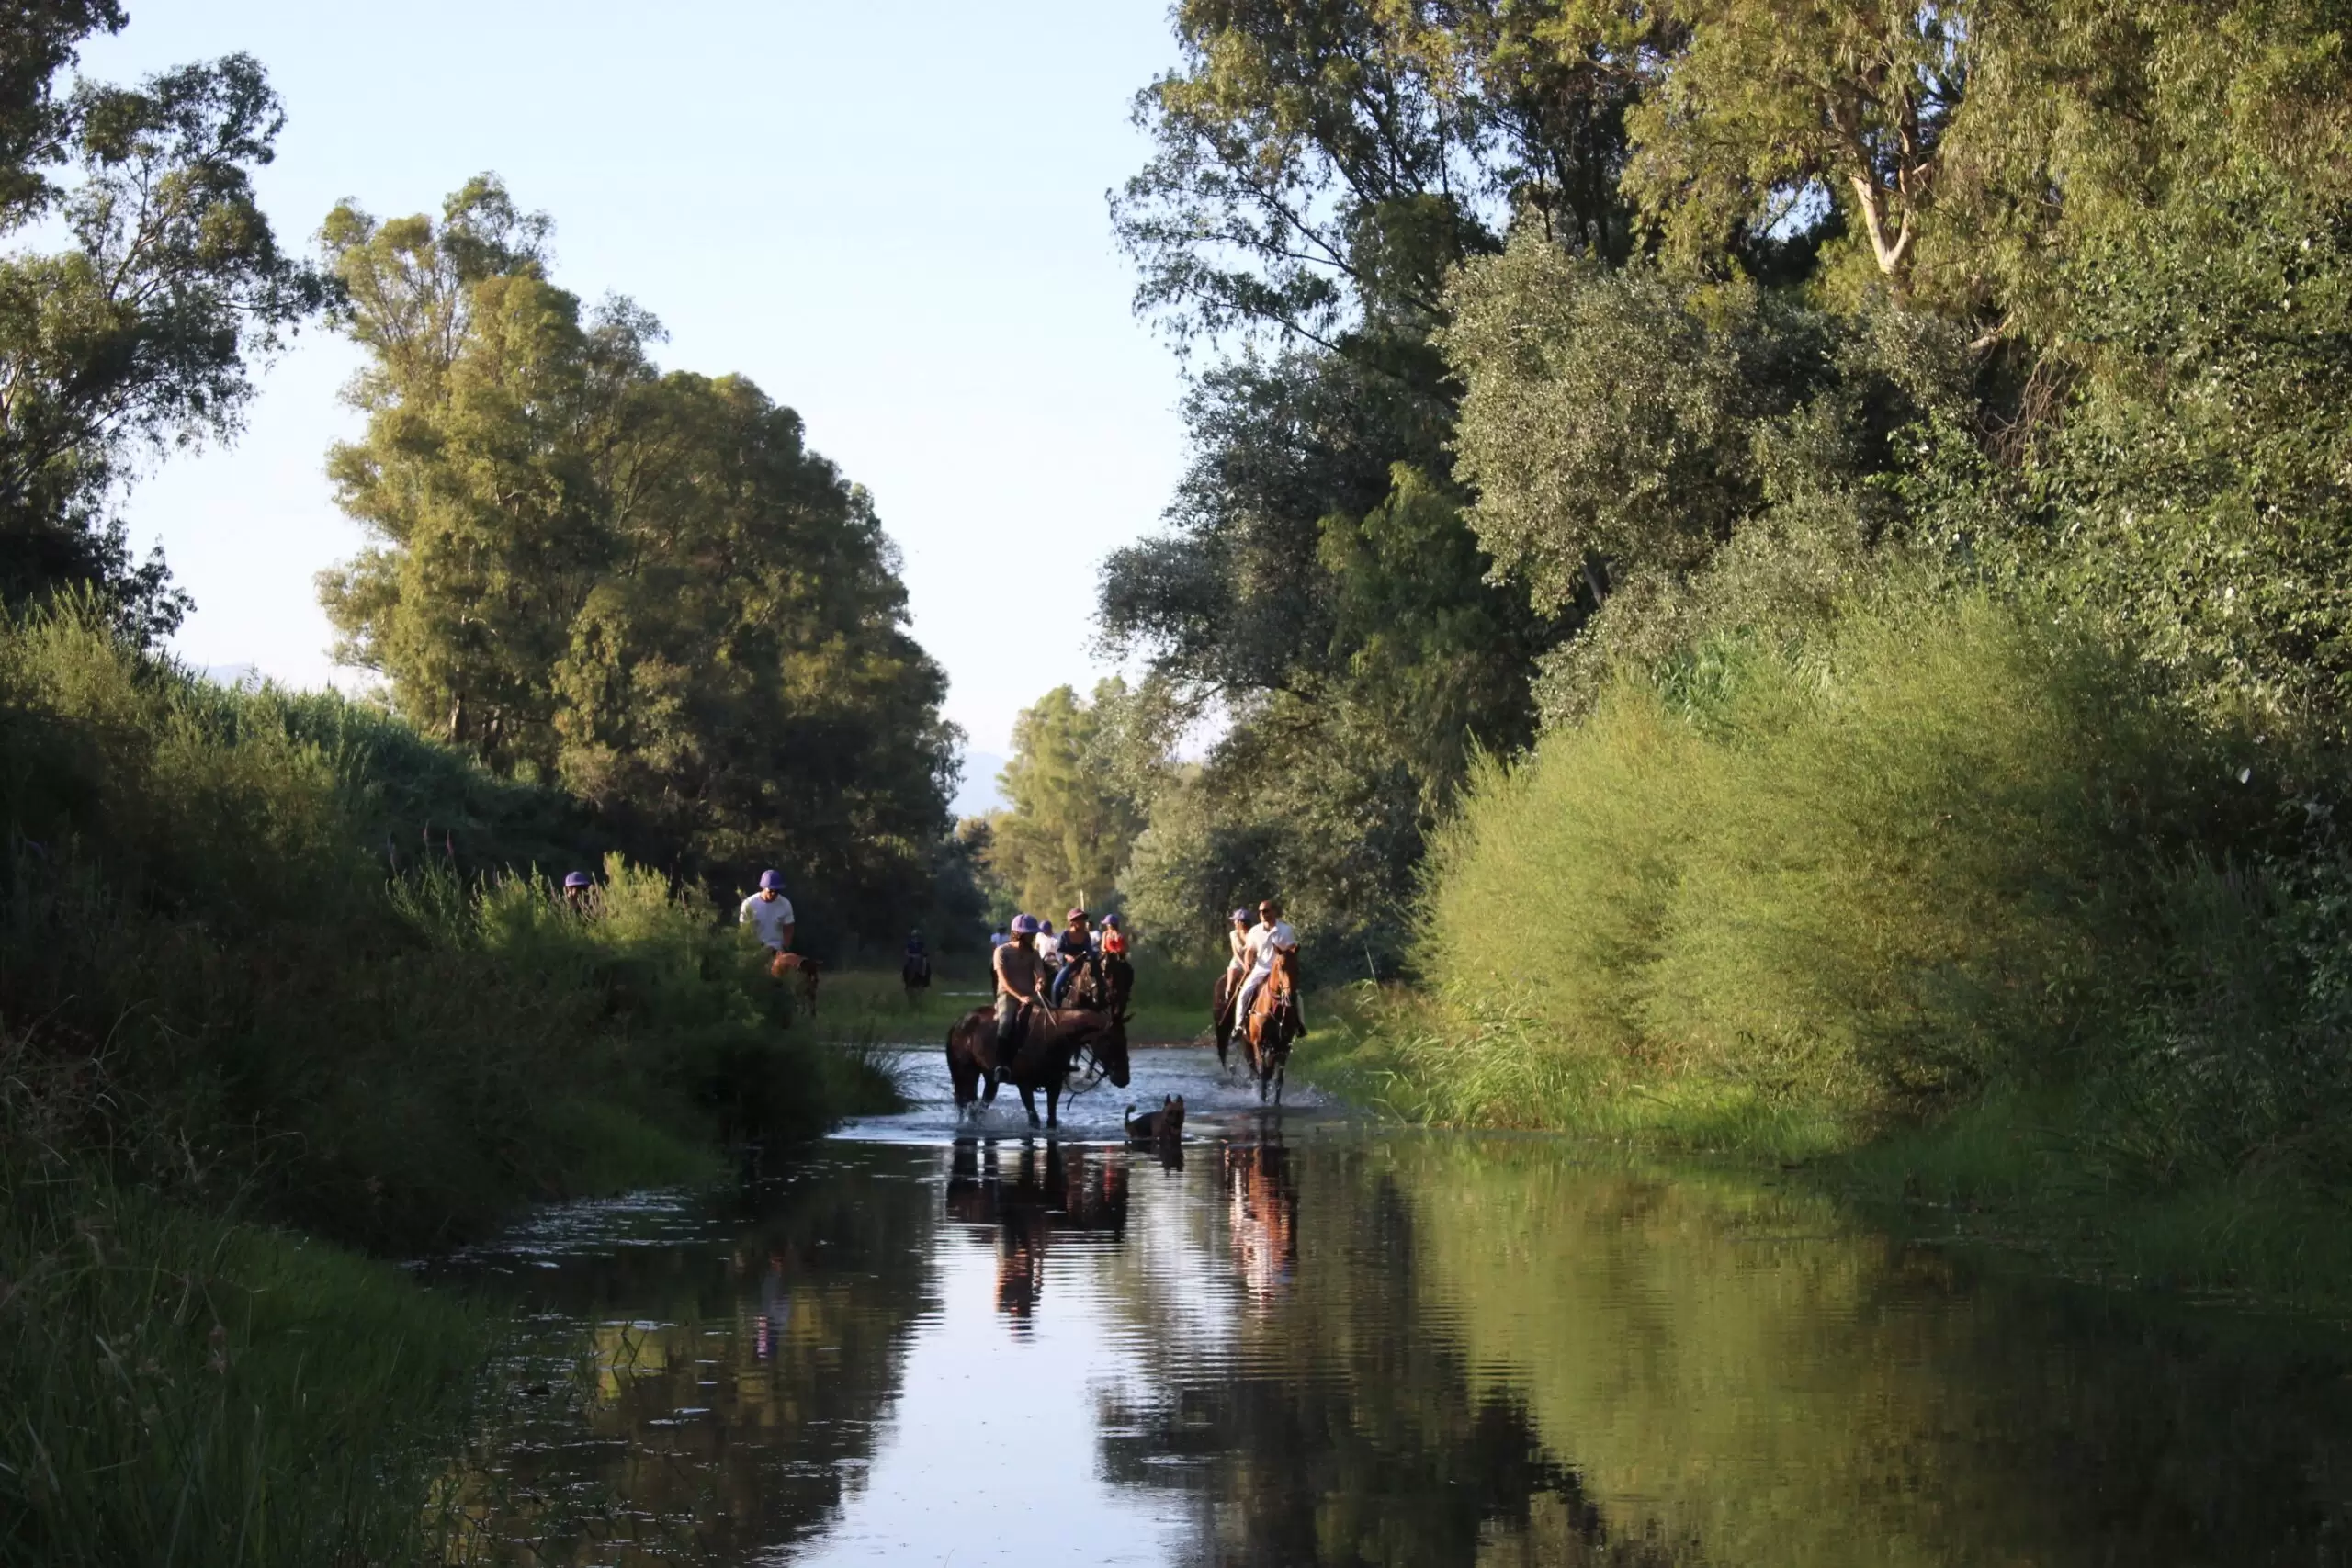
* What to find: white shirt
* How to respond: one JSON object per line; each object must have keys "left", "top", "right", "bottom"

{"left": 738, "top": 891, "right": 796, "bottom": 951}
{"left": 1244, "top": 919, "right": 1297, "bottom": 973}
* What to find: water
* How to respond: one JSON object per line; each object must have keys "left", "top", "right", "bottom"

{"left": 432, "top": 1046, "right": 2352, "bottom": 1565}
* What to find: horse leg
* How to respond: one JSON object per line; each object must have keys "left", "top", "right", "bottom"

{"left": 983, "top": 1066, "right": 1000, "bottom": 1108}
{"left": 1018, "top": 1082, "right": 1041, "bottom": 1128}
{"left": 1045, "top": 1081, "right": 1061, "bottom": 1130}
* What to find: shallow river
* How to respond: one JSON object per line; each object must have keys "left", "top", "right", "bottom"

{"left": 431, "top": 1046, "right": 2352, "bottom": 1566}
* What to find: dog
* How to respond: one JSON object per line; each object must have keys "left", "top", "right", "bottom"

{"left": 1124, "top": 1095, "right": 1185, "bottom": 1143}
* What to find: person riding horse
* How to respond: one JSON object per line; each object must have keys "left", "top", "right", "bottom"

{"left": 993, "top": 913, "right": 1047, "bottom": 1061}
{"left": 1051, "top": 907, "right": 1100, "bottom": 1006}
{"left": 1230, "top": 898, "right": 1299, "bottom": 1040}
{"left": 1213, "top": 907, "right": 1251, "bottom": 1056}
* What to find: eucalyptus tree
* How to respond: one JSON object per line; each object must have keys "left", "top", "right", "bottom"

{"left": 321, "top": 180, "right": 954, "bottom": 930}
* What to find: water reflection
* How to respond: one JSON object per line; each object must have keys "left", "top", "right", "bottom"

{"left": 946, "top": 1137, "right": 1129, "bottom": 1326}
{"left": 435, "top": 1051, "right": 2352, "bottom": 1566}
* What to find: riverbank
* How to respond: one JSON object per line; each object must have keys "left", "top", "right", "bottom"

{"left": 809, "top": 962, "right": 1219, "bottom": 1048}
{"left": 1281, "top": 585, "right": 2352, "bottom": 1317}
{"left": 0, "top": 605, "right": 902, "bottom": 1566}
{"left": 1299, "top": 996, "right": 2352, "bottom": 1315}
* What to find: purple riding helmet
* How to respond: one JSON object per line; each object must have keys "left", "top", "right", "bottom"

{"left": 759, "top": 869, "right": 785, "bottom": 891}
{"left": 563, "top": 871, "right": 592, "bottom": 889}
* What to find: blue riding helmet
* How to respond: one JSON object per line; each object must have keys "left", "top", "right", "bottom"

{"left": 1102, "top": 914, "right": 1122, "bottom": 929}
{"left": 563, "top": 871, "right": 592, "bottom": 889}
{"left": 1010, "top": 913, "right": 1037, "bottom": 934}
{"left": 758, "top": 869, "right": 785, "bottom": 891}
{"left": 1232, "top": 908, "right": 1251, "bottom": 923}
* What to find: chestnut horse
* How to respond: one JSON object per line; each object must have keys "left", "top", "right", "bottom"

{"left": 946, "top": 1002, "right": 1132, "bottom": 1128}
{"left": 1238, "top": 949, "right": 1302, "bottom": 1105}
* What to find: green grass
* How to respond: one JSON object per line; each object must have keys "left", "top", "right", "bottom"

{"left": 808, "top": 960, "right": 1223, "bottom": 1046}
{"left": 0, "top": 598, "right": 905, "bottom": 1563}
{"left": 0, "top": 1174, "right": 487, "bottom": 1568}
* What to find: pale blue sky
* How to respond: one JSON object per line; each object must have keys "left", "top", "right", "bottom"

{"left": 73, "top": 2, "right": 1192, "bottom": 806}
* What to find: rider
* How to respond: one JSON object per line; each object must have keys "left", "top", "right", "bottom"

{"left": 561, "top": 870, "right": 594, "bottom": 916}
{"left": 1230, "top": 897, "right": 1299, "bottom": 1035}
{"left": 738, "top": 870, "right": 797, "bottom": 959}
{"left": 1216, "top": 908, "right": 1251, "bottom": 1044}
{"left": 1052, "top": 907, "right": 1093, "bottom": 1004}
{"left": 1099, "top": 913, "right": 1127, "bottom": 958}
{"left": 904, "top": 928, "right": 931, "bottom": 982}
{"left": 994, "top": 913, "right": 1046, "bottom": 1057}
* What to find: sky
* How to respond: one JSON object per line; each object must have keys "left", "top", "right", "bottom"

{"left": 73, "top": 0, "right": 1196, "bottom": 814}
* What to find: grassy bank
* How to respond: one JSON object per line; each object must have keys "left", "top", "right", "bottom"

{"left": 809, "top": 959, "right": 1220, "bottom": 1047}
{"left": 0, "top": 602, "right": 899, "bottom": 1565}
{"left": 1302, "top": 584, "right": 2352, "bottom": 1308}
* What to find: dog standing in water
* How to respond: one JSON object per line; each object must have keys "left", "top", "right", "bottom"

{"left": 1124, "top": 1095, "right": 1185, "bottom": 1143}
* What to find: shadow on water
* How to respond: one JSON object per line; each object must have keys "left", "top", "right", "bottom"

{"left": 430, "top": 1048, "right": 2352, "bottom": 1566}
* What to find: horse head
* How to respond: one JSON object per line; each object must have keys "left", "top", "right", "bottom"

{"left": 1096, "top": 1007, "right": 1132, "bottom": 1089}
{"left": 1269, "top": 947, "right": 1299, "bottom": 998}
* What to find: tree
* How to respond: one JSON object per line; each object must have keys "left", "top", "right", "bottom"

{"left": 983, "top": 679, "right": 1165, "bottom": 919}
{"left": 0, "top": 46, "right": 322, "bottom": 640}
{"left": 1622, "top": 1, "right": 1969, "bottom": 299}
{"left": 320, "top": 180, "right": 956, "bottom": 938}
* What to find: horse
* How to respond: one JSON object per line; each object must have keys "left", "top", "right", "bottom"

{"left": 1238, "top": 949, "right": 1302, "bottom": 1105}
{"left": 1210, "top": 967, "right": 1239, "bottom": 1068}
{"left": 796, "top": 956, "right": 823, "bottom": 1016}
{"left": 901, "top": 950, "right": 932, "bottom": 1006}
{"left": 945, "top": 999, "right": 1132, "bottom": 1129}
{"left": 1059, "top": 949, "right": 1134, "bottom": 1017}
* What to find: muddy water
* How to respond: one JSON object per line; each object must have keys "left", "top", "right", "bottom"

{"left": 431, "top": 1046, "right": 2352, "bottom": 1565}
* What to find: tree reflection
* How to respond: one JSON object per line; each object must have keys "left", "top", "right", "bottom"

{"left": 1101, "top": 1133, "right": 1683, "bottom": 1567}
{"left": 442, "top": 1145, "right": 938, "bottom": 1565}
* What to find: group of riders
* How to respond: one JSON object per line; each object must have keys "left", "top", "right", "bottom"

{"left": 989, "top": 907, "right": 1132, "bottom": 1059}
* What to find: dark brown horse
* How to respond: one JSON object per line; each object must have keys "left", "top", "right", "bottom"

{"left": 901, "top": 950, "right": 932, "bottom": 1006}
{"left": 1238, "top": 949, "right": 1302, "bottom": 1105}
{"left": 1210, "top": 967, "right": 1239, "bottom": 1068}
{"left": 946, "top": 1000, "right": 1132, "bottom": 1128}
{"left": 1060, "top": 949, "right": 1134, "bottom": 1016}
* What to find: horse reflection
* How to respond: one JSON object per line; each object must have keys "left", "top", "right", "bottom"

{"left": 1222, "top": 1134, "right": 1299, "bottom": 1303}
{"left": 946, "top": 1137, "right": 1130, "bottom": 1326}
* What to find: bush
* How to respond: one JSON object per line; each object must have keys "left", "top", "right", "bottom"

{"left": 1371, "top": 584, "right": 2337, "bottom": 1172}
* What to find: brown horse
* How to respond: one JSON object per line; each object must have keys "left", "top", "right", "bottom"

{"left": 1210, "top": 967, "right": 1238, "bottom": 1068}
{"left": 1238, "top": 949, "right": 1302, "bottom": 1105}
{"left": 945, "top": 1000, "right": 1132, "bottom": 1128}
{"left": 901, "top": 951, "right": 932, "bottom": 1006}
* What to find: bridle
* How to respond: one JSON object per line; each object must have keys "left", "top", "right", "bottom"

{"left": 1061, "top": 1010, "right": 1127, "bottom": 1097}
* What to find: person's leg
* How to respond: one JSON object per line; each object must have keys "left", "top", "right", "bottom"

{"left": 995, "top": 992, "right": 1019, "bottom": 1050}
{"left": 1232, "top": 968, "right": 1267, "bottom": 1028}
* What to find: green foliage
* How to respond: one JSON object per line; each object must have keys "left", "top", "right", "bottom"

{"left": 318, "top": 179, "right": 955, "bottom": 942}
{"left": 1367, "top": 591, "right": 2264, "bottom": 1125}
{"left": 0, "top": 1156, "right": 483, "bottom": 1568}
{"left": 983, "top": 678, "right": 1165, "bottom": 919}
{"left": 0, "top": 599, "right": 909, "bottom": 1564}
{"left": 1100, "top": 344, "right": 1555, "bottom": 968}
{"left": 1941, "top": 175, "right": 2352, "bottom": 739}
{"left": 0, "top": 599, "right": 886, "bottom": 1247}
{"left": 0, "top": 45, "right": 323, "bottom": 640}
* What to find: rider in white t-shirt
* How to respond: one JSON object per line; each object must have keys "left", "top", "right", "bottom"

{"left": 738, "top": 869, "right": 797, "bottom": 955}
{"left": 1230, "top": 897, "right": 1298, "bottom": 1032}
